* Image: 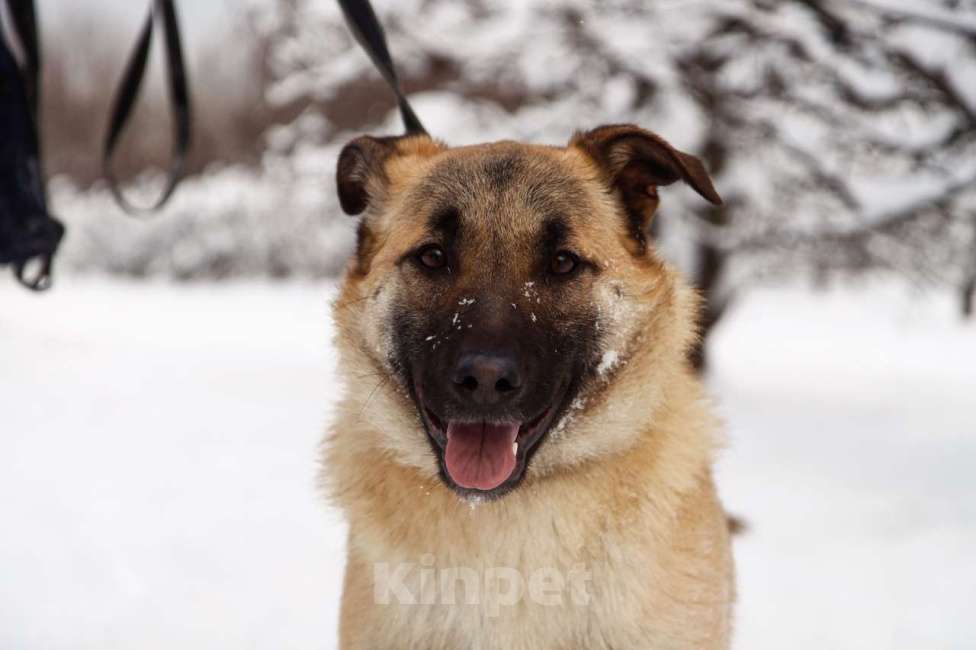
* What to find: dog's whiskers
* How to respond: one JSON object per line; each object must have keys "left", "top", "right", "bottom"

{"left": 357, "top": 375, "right": 390, "bottom": 420}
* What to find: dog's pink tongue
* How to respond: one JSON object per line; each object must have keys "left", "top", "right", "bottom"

{"left": 444, "top": 421, "right": 519, "bottom": 491}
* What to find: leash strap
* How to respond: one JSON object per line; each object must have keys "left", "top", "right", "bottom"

{"left": 336, "top": 0, "right": 427, "bottom": 135}
{"left": 103, "top": 0, "right": 191, "bottom": 214}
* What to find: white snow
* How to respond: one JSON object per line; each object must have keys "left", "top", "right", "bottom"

{"left": 0, "top": 280, "right": 345, "bottom": 650}
{"left": 1, "top": 277, "right": 974, "bottom": 649}
{"left": 596, "top": 350, "right": 619, "bottom": 376}
{"left": 710, "top": 283, "right": 976, "bottom": 650}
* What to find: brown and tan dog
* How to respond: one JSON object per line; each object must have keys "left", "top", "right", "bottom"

{"left": 324, "top": 124, "right": 734, "bottom": 649}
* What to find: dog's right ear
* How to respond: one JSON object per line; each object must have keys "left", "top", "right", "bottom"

{"left": 336, "top": 136, "right": 396, "bottom": 216}
{"left": 336, "top": 134, "right": 443, "bottom": 216}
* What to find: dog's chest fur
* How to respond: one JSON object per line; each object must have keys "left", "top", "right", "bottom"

{"left": 332, "top": 416, "right": 733, "bottom": 650}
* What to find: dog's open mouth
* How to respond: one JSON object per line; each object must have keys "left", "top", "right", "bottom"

{"left": 423, "top": 406, "right": 552, "bottom": 492}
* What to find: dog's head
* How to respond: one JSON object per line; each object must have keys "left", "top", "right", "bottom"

{"left": 332, "top": 125, "right": 720, "bottom": 499}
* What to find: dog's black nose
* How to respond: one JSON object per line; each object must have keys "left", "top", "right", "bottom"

{"left": 451, "top": 352, "right": 523, "bottom": 406}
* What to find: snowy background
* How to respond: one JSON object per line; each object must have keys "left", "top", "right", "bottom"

{"left": 2, "top": 279, "right": 974, "bottom": 649}
{"left": 3, "top": 0, "right": 976, "bottom": 648}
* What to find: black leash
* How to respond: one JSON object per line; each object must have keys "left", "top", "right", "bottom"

{"left": 7, "top": 0, "right": 40, "bottom": 114}
{"left": 0, "top": 0, "right": 63, "bottom": 290}
{"left": 336, "top": 0, "right": 427, "bottom": 135}
{"left": 103, "top": 0, "right": 192, "bottom": 214}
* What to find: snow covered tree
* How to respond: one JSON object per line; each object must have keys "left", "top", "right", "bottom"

{"left": 62, "top": 0, "right": 976, "bottom": 364}
{"left": 677, "top": 0, "right": 976, "bottom": 364}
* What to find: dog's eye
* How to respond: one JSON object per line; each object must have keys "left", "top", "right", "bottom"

{"left": 550, "top": 251, "right": 579, "bottom": 275}
{"left": 417, "top": 245, "right": 447, "bottom": 270}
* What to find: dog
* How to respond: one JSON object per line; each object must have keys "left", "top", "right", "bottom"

{"left": 324, "top": 124, "right": 734, "bottom": 649}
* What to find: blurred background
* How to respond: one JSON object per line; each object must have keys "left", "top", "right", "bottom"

{"left": 1, "top": 1, "right": 974, "bottom": 648}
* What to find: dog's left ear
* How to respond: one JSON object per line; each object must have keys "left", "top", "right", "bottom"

{"left": 570, "top": 124, "right": 721, "bottom": 245}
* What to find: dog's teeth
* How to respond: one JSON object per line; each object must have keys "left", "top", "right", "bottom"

{"left": 512, "top": 442, "right": 519, "bottom": 455}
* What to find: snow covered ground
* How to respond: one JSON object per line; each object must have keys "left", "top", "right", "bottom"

{"left": 1, "top": 277, "right": 973, "bottom": 649}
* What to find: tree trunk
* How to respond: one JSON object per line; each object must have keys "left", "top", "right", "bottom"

{"left": 688, "top": 136, "right": 730, "bottom": 373}
{"left": 963, "top": 275, "right": 975, "bottom": 319}
{"left": 689, "top": 240, "right": 728, "bottom": 373}
{"left": 963, "top": 220, "right": 976, "bottom": 320}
